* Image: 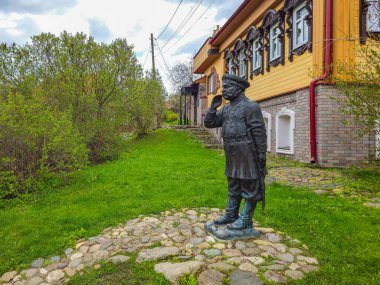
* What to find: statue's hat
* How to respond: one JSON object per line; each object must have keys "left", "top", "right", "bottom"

{"left": 222, "top": 74, "right": 250, "bottom": 90}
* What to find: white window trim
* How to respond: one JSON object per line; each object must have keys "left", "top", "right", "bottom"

{"left": 238, "top": 50, "right": 246, "bottom": 78}
{"left": 252, "top": 38, "right": 261, "bottom": 71}
{"left": 269, "top": 22, "right": 281, "bottom": 62}
{"left": 293, "top": 2, "right": 308, "bottom": 48}
{"left": 275, "top": 107, "right": 295, "bottom": 154}
{"left": 262, "top": 111, "right": 272, "bottom": 152}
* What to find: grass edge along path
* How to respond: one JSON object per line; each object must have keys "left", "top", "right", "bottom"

{"left": 0, "top": 129, "right": 379, "bottom": 284}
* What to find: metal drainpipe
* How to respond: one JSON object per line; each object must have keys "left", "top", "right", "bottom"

{"left": 309, "top": 0, "right": 332, "bottom": 163}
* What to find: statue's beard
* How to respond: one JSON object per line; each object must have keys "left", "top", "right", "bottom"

{"left": 222, "top": 90, "right": 240, "bottom": 101}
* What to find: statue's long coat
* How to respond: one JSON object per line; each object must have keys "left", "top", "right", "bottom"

{"left": 204, "top": 96, "right": 267, "bottom": 181}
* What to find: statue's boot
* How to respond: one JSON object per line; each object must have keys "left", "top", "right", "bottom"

{"left": 213, "top": 195, "right": 241, "bottom": 225}
{"left": 227, "top": 199, "right": 259, "bottom": 233}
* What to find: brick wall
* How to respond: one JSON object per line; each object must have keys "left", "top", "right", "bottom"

{"left": 260, "top": 89, "right": 311, "bottom": 163}
{"left": 201, "top": 85, "right": 376, "bottom": 167}
{"left": 315, "top": 85, "right": 376, "bottom": 167}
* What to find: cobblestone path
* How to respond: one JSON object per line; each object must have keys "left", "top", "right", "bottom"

{"left": 0, "top": 208, "right": 319, "bottom": 285}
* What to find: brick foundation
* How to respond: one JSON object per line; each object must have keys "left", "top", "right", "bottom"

{"left": 202, "top": 85, "right": 377, "bottom": 167}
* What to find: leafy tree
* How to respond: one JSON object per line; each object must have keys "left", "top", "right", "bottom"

{"left": 0, "top": 31, "right": 156, "bottom": 196}
{"left": 126, "top": 72, "right": 166, "bottom": 135}
{"left": 0, "top": 32, "right": 142, "bottom": 162}
{"left": 0, "top": 92, "right": 88, "bottom": 198}
{"left": 334, "top": 40, "right": 380, "bottom": 143}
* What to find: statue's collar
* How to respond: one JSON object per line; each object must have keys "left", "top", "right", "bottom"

{"left": 229, "top": 94, "right": 246, "bottom": 106}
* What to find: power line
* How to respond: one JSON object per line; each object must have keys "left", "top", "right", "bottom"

{"left": 157, "top": 0, "right": 184, "bottom": 40}
{"left": 160, "top": 0, "right": 204, "bottom": 49}
{"left": 155, "top": 38, "right": 170, "bottom": 74}
{"left": 164, "top": 0, "right": 216, "bottom": 53}
{"left": 142, "top": 43, "right": 151, "bottom": 69}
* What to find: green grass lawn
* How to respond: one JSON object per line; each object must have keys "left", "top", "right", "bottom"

{"left": 0, "top": 129, "right": 379, "bottom": 284}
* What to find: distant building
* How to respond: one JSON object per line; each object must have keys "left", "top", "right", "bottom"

{"left": 186, "top": 0, "right": 379, "bottom": 167}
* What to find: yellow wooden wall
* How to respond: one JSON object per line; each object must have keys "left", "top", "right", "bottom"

{"left": 200, "top": 0, "right": 376, "bottom": 104}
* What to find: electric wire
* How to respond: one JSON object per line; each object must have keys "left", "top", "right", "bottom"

{"left": 142, "top": 43, "right": 151, "bottom": 69}
{"left": 164, "top": 0, "right": 216, "bottom": 53}
{"left": 154, "top": 38, "right": 171, "bottom": 74}
{"left": 157, "top": 0, "right": 184, "bottom": 40}
{"left": 160, "top": 0, "right": 204, "bottom": 49}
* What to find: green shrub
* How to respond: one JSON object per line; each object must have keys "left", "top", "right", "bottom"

{"left": 0, "top": 93, "right": 88, "bottom": 198}
{"left": 164, "top": 111, "right": 179, "bottom": 122}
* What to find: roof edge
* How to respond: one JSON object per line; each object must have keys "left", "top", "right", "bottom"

{"left": 209, "top": 0, "right": 251, "bottom": 45}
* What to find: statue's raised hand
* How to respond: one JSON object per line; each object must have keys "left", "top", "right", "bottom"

{"left": 210, "top": 95, "right": 223, "bottom": 110}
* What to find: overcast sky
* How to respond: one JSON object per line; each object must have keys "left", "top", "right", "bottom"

{"left": 0, "top": 0, "right": 243, "bottom": 92}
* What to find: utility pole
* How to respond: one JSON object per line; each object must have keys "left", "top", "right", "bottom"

{"left": 150, "top": 33, "right": 156, "bottom": 79}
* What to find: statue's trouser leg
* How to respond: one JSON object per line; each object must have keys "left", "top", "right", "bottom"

{"left": 227, "top": 179, "right": 259, "bottom": 230}
{"left": 213, "top": 177, "right": 242, "bottom": 225}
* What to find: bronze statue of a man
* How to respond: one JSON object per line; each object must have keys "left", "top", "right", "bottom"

{"left": 204, "top": 74, "right": 267, "bottom": 241}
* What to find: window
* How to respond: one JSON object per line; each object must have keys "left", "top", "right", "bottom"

{"left": 252, "top": 38, "right": 261, "bottom": 71}
{"left": 293, "top": 3, "right": 309, "bottom": 48}
{"left": 367, "top": 0, "right": 380, "bottom": 32}
{"left": 247, "top": 26, "right": 264, "bottom": 77}
{"left": 238, "top": 49, "right": 247, "bottom": 78}
{"left": 262, "top": 111, "right": 272, "bottom": 151}
{"left": 270, "top": 23, "right": 281, "bottom": 61}
{"left": 284, "top": 0, "right": 312, "bottom": 60}
{"left": 208, "top": 74, "right": 214, "bottom": 94}
{"left": 224, "top": 49, "right": 234, "bottom": 74}
{"left": 207, "top": 66, "right": 220, "bottom": 95}
{"left": 276, "top": 108, "right": 295, "bottom": 154}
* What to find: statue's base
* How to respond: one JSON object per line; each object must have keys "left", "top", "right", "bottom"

{"left": 204, "top": 221, "right": 261, "bottom": 242}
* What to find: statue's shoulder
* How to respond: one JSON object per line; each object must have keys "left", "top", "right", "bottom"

{"left": 244, "top": 98, "right": 260, "bottom": 111}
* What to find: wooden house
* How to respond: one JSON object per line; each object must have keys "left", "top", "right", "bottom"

{"left": 189, "top": 0, "right": 379, "bottom": 166}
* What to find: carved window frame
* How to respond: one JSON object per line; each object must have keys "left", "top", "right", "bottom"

{"left": 263, "top": 9, "right": 286, "bottom": 72}
{"left": 360, "top": 0, "right": 380, "bottom": 44}
{"left": 233, "top": 39, "right": 249, "bottom": 79}
{"left": 207, "top": 66, "right": 220, "bottom": 95}
{"left": 247, "top": 26, "right": 264, "bottom": 78}
{"left": 224, "top": 49, "right": 235, "bottom": 74}
{"left": 284, "top": 0, "right": 313, "bottom": 62}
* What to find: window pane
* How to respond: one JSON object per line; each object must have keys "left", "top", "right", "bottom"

{"left": 367, "top": 0, "right": 380, "bottom": 32}
{"left": 303, "top": 19, "right": 308, "bottom": 42}
{"left": 296, "top": 20, "right": 303, "bottom": 45}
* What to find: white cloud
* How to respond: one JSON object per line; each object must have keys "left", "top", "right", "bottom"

{"left": 0, "top": 0, "right": 243, "bottom": 92}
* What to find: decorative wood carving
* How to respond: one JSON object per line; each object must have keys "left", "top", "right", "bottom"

{"left": 233, "top": 39, "right": 249, "bottom": 79}
{"left": 284, "top": 0, "right": 313, "bottom": 61}
{"left": 247, "top": 26, "right": 264, "bottom": 78}
{"left": 263, "top": 9, "right": 285, "bottom": 72}
{"left": 224, "top": 49, "right": 235, "bottom": 74}
{"left": 210, "top": 66, "right": 220, "bottom": 95}
{"left": 208, "top": 48, "right": 219, "bottom": 56}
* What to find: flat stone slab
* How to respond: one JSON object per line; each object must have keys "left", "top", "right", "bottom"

{"left": 154, "top": 261, "right": 204, "bottom": 284}
{"left": 137, "top": 247, "right": 181, "bottom": 262}
{"left": 230, "top": 269, "right": 263, "bottom": 285}
{"left": 1, "top": 208, "right": 319, "bottom": 285}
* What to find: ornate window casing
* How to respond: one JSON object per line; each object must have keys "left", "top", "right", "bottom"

{"left": 276, "top": 107, "right": 295, "bottom": 154}
{"left": 284, "top": 0, "right": 313, "bottom": 61}
{"left": 263, "top": 9, "right": 285, "bottom": 71}
{"left": 207, "top": 66, "right": 220, "bottom": 95}
{"left": 224, "top": 49, "right": 235, "bottom": 74}
{"left": 360, "top": 0, "right": 380, "bottom": 43}
{"left": 233, "top": 39, "right": 249, "bottom": 79}
{"left": 247, "top": 26, "right": 264, "bottom": 78}
{"left": 262, "top": 111, "right": 272, "bottom": 151}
